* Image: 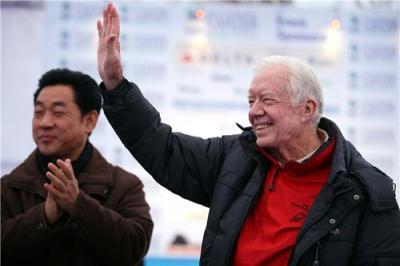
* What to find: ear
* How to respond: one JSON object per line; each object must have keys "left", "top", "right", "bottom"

{"left": 82, "top": 110, "right": 99, "bottom": 135}
{"left": 301, "top": 98, "right": 318, "bottom": 122}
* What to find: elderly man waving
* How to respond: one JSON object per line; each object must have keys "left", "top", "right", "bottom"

{"left": 97, "top": 3, "right": 400, "bottom": 266}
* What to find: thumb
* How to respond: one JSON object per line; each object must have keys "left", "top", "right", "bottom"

{"left": 44, "top": 184, "right": 54, "bottom": 200}
{"left": 47, "top": 191, "right": 54, "bottom": 200}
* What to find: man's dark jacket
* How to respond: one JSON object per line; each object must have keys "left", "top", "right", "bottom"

{"left": 101, "top": 79, "right": 400, "bottom": 266}
{"left": 2, "top": 146, "right": 153, "bottom": 266}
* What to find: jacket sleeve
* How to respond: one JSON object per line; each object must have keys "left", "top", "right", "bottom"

{"left": 1, "top": 185, "right": 58, "bottom": 263}
{"left": 65, "top": 169, "right": 153, "bottom": 266}
{"left": 100, "top": 79, "right": 231, "bottom": 207}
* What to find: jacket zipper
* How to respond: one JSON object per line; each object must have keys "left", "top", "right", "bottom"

{"left": 228, "top": 163, "right": 267, "bottom": 265}
{"left": 268, "top": 167, "right": 279, "bottom": 191}
{"left": 313, "top": 241, "right": 322, "bottom": 266}
{"left": 296, "top": 185, "right": 353, "bottom": 242}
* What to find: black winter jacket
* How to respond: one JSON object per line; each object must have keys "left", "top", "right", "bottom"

{"left": 101, "top": 79, "right": 400, "bottom": 266}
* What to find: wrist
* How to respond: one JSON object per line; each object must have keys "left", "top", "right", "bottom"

{"left": 64, "top": 191, "right": 80, "bottom": 215}
{"left": 104, "top": 76, "right": 123, "bottom": 91}
{"left": 45, "top": 209, "right": 62, "bottom": 225}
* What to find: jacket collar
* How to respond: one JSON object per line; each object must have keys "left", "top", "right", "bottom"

{"left": 5, "top": 146, "right": 114, "bottom": 198}
{"left": 238, "top": 117, "right": 397, "bottom": 212}
{"left": 5, "top": 151, "right": 48, "bottom": 198}
{"left": 317, "top": 118, "right": 349, "bottom": 184}
{"left": 310, "top": 118, "right": 396, "bottom": 212}
{"left": 37, "top": 141, "right": 93, "bottom": 178}
{"left": 238, "top": 118, "right": 350, "bottom": 181}
{"left": 237, "top": 124, "right": 260, "bottom": 162}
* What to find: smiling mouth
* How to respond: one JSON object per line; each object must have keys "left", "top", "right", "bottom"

{"left": 255, "top": 123, "right": 273, "bottom": 131}
{"left": 39, "top": 135, "right": 56, "bottom": 142}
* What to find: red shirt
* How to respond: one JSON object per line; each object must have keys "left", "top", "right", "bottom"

{"left": 233, "top": 137, "right": 336, "bottom": 266}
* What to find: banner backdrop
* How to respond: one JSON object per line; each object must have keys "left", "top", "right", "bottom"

{"left": 2, "top": 1, "right": 399, "bottom": 257}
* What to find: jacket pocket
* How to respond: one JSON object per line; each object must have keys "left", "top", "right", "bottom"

{"left": 376, "top": 255, "right": 400, "bottom": 266}
{"left": 326, "top": 218, "right": 358, "bottom": 242}
{"left": 314, "top": 221, "right": 359, "bottom": 265}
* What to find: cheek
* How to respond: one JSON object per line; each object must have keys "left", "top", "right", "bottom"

{"left": 248, "top": 112, "right": 254, "bottom": 124}
{"left": 32, "top": 120, "right": 38, "bottom": 135}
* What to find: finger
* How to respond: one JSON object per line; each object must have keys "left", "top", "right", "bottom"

{"left": 44, "top": 184, "right": 56, "bottom": 200}
{"left": 65, "top": 159, "right": 74, "bottom": 174}
{"left": 108, "top": 2, "right": 113, "bottom": 15}
{"left": 46, "top": 184, "right": 63, "bottom": 201}
{"left": 46, "top": 172, "right": 66, "bottom": 192}
{"left": 44, "top": 183, "right": 51, "bottom": 193}
{"left": 105, "top": 9, "right": 112, "bottom": 36}
{"left": 97, "top": 20, "right": 103, "bottom": 39}
{"left": 109, "top": 3, "right": 120, "bottom": 37}
{"left": 103, "top": 6, "right": 109, "bottom": 36}
{"left": 56, "top": 159, "right": 74, "bottom": 180}
{"left": 48, "top": 162, "right": 67, "bottom": 181}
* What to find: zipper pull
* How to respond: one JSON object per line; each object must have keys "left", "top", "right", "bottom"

{"left": 313, "top": 241, "right": 321, "bottom": 266}
{"left": 269, "top": 182, "right": 275, "bottom": 191}
{"left": 268, "top": 168, "right": 278, "bottom": 191}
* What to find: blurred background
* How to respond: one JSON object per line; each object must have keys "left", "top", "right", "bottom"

{"left": 1, "top": 0, "right": 399, "bottom": 265}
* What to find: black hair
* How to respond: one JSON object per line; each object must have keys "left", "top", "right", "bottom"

{"left": 34, "top": 68, "right": 101, "bottom": 115}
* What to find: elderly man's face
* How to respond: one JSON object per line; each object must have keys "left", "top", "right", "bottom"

{"left": 248, "top": 66, "right": 304, "bottom": 150}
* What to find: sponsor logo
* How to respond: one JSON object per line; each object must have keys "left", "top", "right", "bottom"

{"left": 363, "top": 16, "right": 398, "bottom": 33}
{"left": 363, "top": 72, "right": 398, "bottom": 89}
{"left": 126, "top": 6, "right": 169, "bottom": 24}
{"left": 275, "top": 13, "right": 326, "bottom": 42}
{"left": 125, "top": 63, "right": 166, "bottom": 80}
{"left": 276, "top": 14, "right": 307, "bottom": 27}
{"left": 290, "top": 202, "right": 310, "bottom": 223}
{"left": 186, "top": 8, "right": 258, "bottom": 34}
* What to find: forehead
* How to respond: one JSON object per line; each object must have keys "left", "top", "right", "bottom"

{"left": 248, "top": 66, "right": 289, "bottom": 97}
{"left": 36, "top": 85, "right": 75, "bottom": 105}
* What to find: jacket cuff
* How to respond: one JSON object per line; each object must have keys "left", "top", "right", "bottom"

{"left": 99, "top": 78, "right": 137, "bottom": 105}
{"left": 65, "top": 191, "right": 100, "bottom": 234}
{"left": 41, "top": 203, "right": 69, "bottom": 232}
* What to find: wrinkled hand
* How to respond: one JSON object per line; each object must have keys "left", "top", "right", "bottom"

{"left": 44, "top": 159, "right": 79, "bottom": 215}
{"left": 44, "top": 191, "right": 63, "bottom": 224}
{"left": 97, "top": 3, "right": 123, "bottom": 90}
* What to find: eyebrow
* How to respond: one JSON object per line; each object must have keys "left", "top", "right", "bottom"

{"left": 35, "top": 100, "right": 67, "bottom": 108}
{"left": 260, "top": 92, "right": 276, "bottom": 98}
{"left": 248, "top": 91, "right": 276, "bottom": 98}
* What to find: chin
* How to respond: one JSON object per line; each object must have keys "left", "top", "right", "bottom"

{"left": 38, "top": 147, "right": 58, "bottom": 158}
{"left": 256, "top": 138, "right": 274, "bottom": 149}
{"left": 256, "top": 140, "right": 268, "bottom": 148}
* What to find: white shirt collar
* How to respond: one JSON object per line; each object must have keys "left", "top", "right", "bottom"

{"left": 296, "top": 129, "right": 329, "bottom": 163}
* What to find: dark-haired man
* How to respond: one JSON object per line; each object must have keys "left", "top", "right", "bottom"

{"left": 1, "top": 69, "right": 153, "bottom": 266}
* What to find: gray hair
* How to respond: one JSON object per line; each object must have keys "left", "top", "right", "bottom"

{"left": 254, "top": 55, "right": 324, "bottom": 123}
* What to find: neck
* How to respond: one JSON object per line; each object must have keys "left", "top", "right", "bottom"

{"left": 37, "top": 141, "right": 92, "bottom": 177}
{"left": 271, "top": 126, "right": 324, "bottom": 164}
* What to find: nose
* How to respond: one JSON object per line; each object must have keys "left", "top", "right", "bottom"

{"left": 39, "top": 112, "right": 55, "bottom": 128}
{"left": 249, "top": 101, "right": 265, "bottom": 117}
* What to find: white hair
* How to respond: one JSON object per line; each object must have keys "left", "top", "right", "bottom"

{"left": 254, "top": 55, "right": 324, "bottom": 123}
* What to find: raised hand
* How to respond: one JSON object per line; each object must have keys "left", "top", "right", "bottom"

{"left": 97, "top": 3, "right": 123, "bottom": 91}
{"left": 44, "top": 159, "right": 79, "bottom": 214}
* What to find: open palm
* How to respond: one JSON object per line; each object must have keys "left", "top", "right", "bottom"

{"left": 97, "top": 3, "right": 123, "bottom": 90}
